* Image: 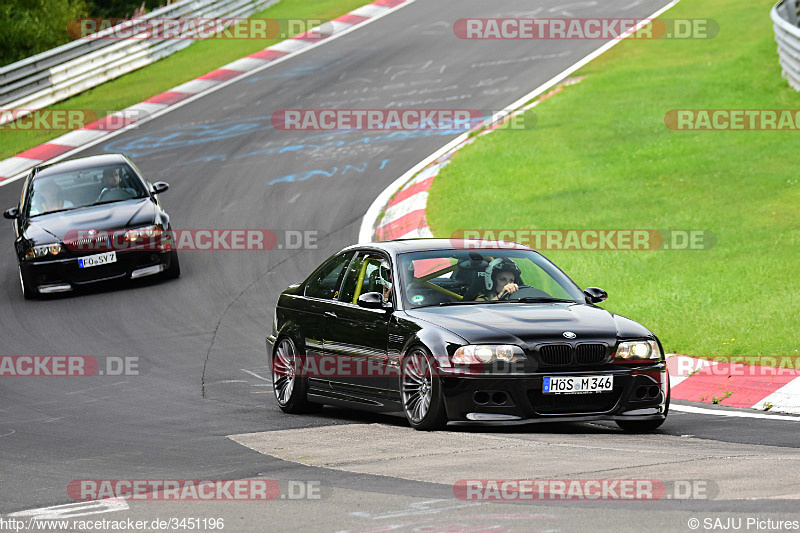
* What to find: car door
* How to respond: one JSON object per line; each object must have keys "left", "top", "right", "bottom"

{"left": 295, "top": 251, "right": 354, "bottom": 362}
{"left": 322, "top": 251, "right": 395, "bottom": 400}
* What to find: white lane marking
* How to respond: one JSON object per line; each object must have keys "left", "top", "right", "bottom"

{"left": 8, "top": 498, "right": 129, "bottom": 519}
{"left": 671, "top": 404, "right": 800, "bottom": 421}
{"left": 242, "top": 369, "right": 271, "bottom": 382}
{"left": 359, "top": 0, "right": 681, "bottom": 243}
{"left": 752, "top": 376, "right": 800, "bottom": 414}
{"left": 0, "top": 0, "right": 418, "bottom": 187}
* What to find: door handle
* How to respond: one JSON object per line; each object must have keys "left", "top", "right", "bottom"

{"left": 323, "top": 311, "right": 337, "bottom": 319}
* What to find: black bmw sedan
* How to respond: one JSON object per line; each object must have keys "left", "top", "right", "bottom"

{"left": 267, "top": 239, "right": 669, "bottom": 431}
{"left": 3, "top": 153, "right": 180, "bottom": 299}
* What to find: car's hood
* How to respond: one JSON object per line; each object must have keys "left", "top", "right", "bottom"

{"left": 405, "top": 303, "right": 653, "bottom": 345}
{"left": 23, "top": 199, "right": 156, "bottom": 242}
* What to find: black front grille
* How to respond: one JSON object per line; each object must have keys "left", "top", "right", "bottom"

{"left": 539, "top": 344, "right": 572, "bottom": 365}
{"left": 527, "top": 387, "right": 623, "bottom": 415}
{"left": 576, "top": 344, "right": 607, "bottom": 364}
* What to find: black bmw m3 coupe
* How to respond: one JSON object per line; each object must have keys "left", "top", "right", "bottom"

{"left": 267, "top": 239, "right": 668, "bottom": 431}
{"left": 3, "top": 153, "right": 180, "bottom": 298}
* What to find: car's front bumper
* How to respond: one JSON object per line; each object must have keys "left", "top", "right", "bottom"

{"left": 20, "top": 248, "right": 174, "bottom": 294}
{"left": 439, "top": 363, "right": 668, "bottom": 424}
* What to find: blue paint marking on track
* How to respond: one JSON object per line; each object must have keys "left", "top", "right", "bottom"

{"left": 268, "top": 158, "right": 391, "bottom": 185}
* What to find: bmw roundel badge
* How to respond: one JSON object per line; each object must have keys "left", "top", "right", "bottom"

{"left": 563, "top": 331, "right": 577, "bottom": 339}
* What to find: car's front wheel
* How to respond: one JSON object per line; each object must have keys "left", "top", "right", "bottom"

{"left": 616, "top": 388, "right": 670, "bottom": 433}
{"left": 271, "top": 337, "right": 322, "bottom": 414}
{"left": 400, "top": 347, "right": 447, "bottom": 430}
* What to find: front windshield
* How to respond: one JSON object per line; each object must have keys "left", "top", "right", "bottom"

{"left": 27, "top": 163, "right": 148, "bottom": 217}
{"left": 397, "top": 249, "right": 586, "bottom": 308}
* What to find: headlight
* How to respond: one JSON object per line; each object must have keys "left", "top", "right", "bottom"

{"left": 25, "top": 243, "right": 63, "bottom": 259}
{"left": 125, "top": 225, "right": 162, "bottom": 242}
{"left": 614, "top": 340, "right": 661, "bottom": 361}
{"left": 452, "top": 345, "right": 525, "bottom": 364}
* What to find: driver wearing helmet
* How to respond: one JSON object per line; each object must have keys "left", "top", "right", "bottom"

{"left": 476, "top": 258, "right": 522, "bottom": 301}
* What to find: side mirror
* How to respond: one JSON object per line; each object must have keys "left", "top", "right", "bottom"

{"left": 584, "top": 287, "right": 608, "bottom": 304}
{"left": 152, "top": 182, "right": 169, "bottom": 194}
{"left": 3, "top": 207, "right": 20, "bottom": 220}
{"left": 357, "top": 292, "right": 393, "bottom": 311}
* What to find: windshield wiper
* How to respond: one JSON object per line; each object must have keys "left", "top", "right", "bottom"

{"left": 30, "top": 208, "right": 73, "bottom": 217}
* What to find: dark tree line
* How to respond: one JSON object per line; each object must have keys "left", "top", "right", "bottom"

{"left": 1, "top": 0, "right": 171, "bottom": 67}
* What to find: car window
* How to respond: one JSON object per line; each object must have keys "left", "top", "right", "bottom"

{"left": 339, "top": 253, "right": 393, "bottom": 304}
{"left": 398, "top": 249, "right": 585, "bottom": 308}
{"left": 304, "top": 252, "right": 353, "bottom": 300}
{"left": 27, "top": 163, "right": 148, "bottom": 217}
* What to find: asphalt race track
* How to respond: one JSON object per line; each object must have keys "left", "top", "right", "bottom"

{"left": 1, "top": 1, "right": 799, "bottom": 531}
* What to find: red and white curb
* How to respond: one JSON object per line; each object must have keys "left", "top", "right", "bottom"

{"left": 371, "top": 80, "right": 581, "bottom": 242}
{"left": 0, "top": 0, "right": 414, "bottom": 184}
{"left": 667, "top": 355, "right": 800, "bottom": 414}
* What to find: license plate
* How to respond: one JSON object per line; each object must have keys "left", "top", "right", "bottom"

{"left": 78, "top": 251, "right": 117, "bottom": 269}
{"left": 543, "top": 375, "right": 613, "bottom": 394}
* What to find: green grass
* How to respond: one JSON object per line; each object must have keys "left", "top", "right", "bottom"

{"left": 427, "top": 0, "right": 800, "bottom": 358}
{"left": 0, "top": 0, "right": 370, "bottom": 160}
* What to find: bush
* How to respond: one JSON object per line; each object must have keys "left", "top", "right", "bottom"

{"left": 0, "top": 0, "right": 90, "bottom": 67}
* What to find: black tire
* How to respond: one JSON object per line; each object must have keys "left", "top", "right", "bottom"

{"left": 18, "top": 264, "right": 36, "bottom": 300}
{"left": 400, "top": 346, "right": 448, "bottom": 430}
{"left": 616, "top": 388, "right": 670, "bottom": 433}
{"left": 271, "top": 337, "right": 322, "bottom": 414}
{"left": 162, "top": 251, "right": 180, "bottom": 279}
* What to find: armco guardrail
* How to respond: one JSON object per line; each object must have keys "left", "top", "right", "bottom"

{"left": 773, "top": 0, "right": 800, "bottom": 90}
{"left": 0, "top": 0, "right": 278, "bottom": 125}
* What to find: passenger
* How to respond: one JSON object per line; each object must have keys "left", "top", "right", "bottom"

{"left": 32, "top": 180, "right": 72, "bottom": 215}
{"left": 476, "top": 258, "right": 522, "bottom": 301}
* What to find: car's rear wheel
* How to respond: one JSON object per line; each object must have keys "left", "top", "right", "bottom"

{"left": 271, "top": 337, "right": 322, "bottom": 414}
{"left": 616, "top": 388, "right": 670, "bottom": 433}
{"left": 18, "top": 264, "right": 36, "bottom": 300}
{"left": 400, "top": 347, "right": 447, "bottom": 430}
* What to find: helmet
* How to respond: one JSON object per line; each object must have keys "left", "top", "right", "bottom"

{"left": 479, "top": 258, "right": 522, "bottom": 291}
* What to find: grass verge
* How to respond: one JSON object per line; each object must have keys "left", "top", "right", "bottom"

{"left": 427, "top": 0, "right": 800, "bottom": 358}
{"left": 0, "top": 0, "right": 370, "bottom": 161}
